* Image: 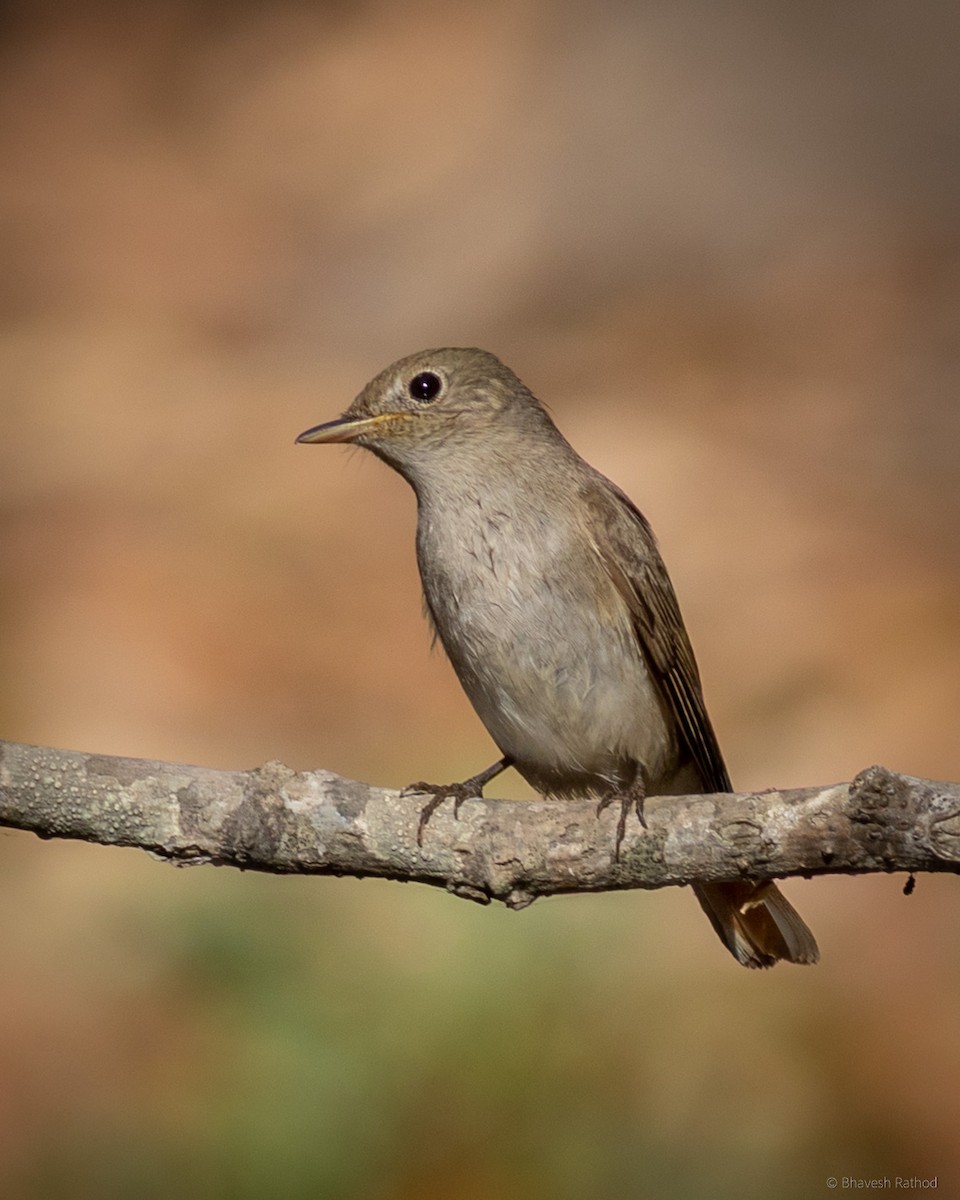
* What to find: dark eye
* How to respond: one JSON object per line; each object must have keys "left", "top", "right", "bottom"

{"left": 408, "top": 371, "right": 442, "bottom": 402}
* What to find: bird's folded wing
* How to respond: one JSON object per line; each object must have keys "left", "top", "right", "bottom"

{"left": 581, "top": 477, "right": 732, "bottom": 795}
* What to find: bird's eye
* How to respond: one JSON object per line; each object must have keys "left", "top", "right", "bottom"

{"left": 408, "top": 371, "right": 442, "bottom": 403}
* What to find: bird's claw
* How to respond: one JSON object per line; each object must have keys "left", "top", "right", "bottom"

{"left": 403, "top": 780, "right": 482, "bottom": 846}
{"left": 596, "top": 783, "right": 647, "bottom": 860}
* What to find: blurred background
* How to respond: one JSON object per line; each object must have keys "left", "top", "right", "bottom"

{"left": 2, "top": 1, "right": 959, "bottom": 1196}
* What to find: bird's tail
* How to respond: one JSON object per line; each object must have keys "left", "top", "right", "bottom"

{"left": 693, "top": 881, "right": 820, "bottom": 968}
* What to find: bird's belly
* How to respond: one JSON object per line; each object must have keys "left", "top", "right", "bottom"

{"left": 435, "top": 593, "right": 678, "bottom": 796}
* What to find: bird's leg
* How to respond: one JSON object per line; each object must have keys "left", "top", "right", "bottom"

{"left": 596, "top": 777, "right": 647, "bottom": 860}
{"left": 404, "top": 756, "right": 514, "bottom": 846}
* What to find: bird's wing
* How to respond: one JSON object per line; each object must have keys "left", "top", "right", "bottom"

{"left": 582, "top": 476, "right": 732, "bottom": 794}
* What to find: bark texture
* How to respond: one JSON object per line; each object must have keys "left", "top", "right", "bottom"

{"left": 2, "top": 739, "right": 959, "bottom": 909}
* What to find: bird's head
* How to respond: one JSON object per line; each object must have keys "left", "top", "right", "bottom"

{"left": 296, "top": 347, "right": 559, "bottom": 479}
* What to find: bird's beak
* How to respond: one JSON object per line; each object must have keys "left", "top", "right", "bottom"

{"left": 296, "top": 412, "right": 393, "bottom": 444}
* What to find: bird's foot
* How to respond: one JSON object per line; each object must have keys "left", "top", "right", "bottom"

{"left": 596, "top": 780, "right": 647, "bottom": 860}
{"left": 403, "top": 778, "right": 484, "bottom": 846}
{"left": 404, "top": 756, "right": 513, "bottom": 846}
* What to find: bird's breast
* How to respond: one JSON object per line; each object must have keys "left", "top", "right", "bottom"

{"left": 415, "top": 494, "right": 679, "bottom": 794}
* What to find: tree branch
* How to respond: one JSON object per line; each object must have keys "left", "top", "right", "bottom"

{"left": 2, "top": 738, "right": 959, "bottom": 908}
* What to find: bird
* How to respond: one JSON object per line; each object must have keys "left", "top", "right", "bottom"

{"left": 297, "top": 347, "right": 819, "bottom": 968}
